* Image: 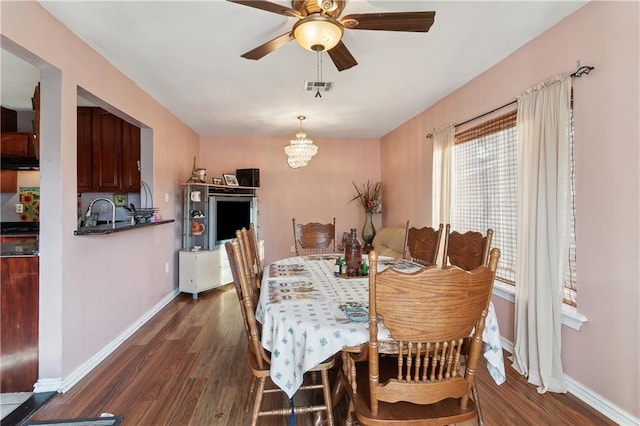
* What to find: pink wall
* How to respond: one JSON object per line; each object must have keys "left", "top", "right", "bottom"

{"left": 2, "top": 2, "right": 197, "bottom": 384}
{"left": 2, "top": 0, "right": 637, "bottom": 419}
{"left": 381, "top": 1, "right": 639, "bottom": 418}
{"left": 199, "top": 135, "right": 381, "bottom": 264}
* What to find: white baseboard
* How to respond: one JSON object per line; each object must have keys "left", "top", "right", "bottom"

{"left": 565, "top": 376, "right": 639, "bottom": 425}
{"left": 34, "top": 289, "right": 179, "bottom": 394}
{"left": 33, "top": 377, "right": 61, "bottom": 393}
{"left": 498, "top": 337, "right": 638, "bottom": 425}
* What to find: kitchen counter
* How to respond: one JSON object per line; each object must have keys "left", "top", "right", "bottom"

{"left": 74, "top": 219, "right": 175, "bottom": 235}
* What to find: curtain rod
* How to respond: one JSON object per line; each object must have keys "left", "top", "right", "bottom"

{"left": 425, "top": 65, "right": 595, "bottom": 139}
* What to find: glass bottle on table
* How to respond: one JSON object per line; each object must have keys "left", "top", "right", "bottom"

{"left": 344, "top": 228, "right": 362, "bottom": 276}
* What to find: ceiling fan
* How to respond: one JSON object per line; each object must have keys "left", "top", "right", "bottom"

{"left": 228, "top": 0, "right": 435, "bottom": 71}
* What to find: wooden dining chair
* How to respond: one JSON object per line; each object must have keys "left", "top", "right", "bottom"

{"left": 292, "top": 217, "right": 336, "bottom": 255}
{"left": 248, "top": 223, "right": 263, "bottom": 280}
{"left": 441, "top": 226, "right": 494, "bottom": 424}
{"left": 342, "top": 248, "right": 500, "bottom": 426}
{"left": 443, "top": 225, "right": 494, "bottom": 271}
{"left": 237, "top": 224, "right": 262, "bottom": 290}
{"left": 225, "top": 239, "right": 335, "bottom": 426}
{"left": 236, "top": 228, "right": 260, "bottom": 304}
{"left": 403, "top": 221, "right": 444, "bottom": 267}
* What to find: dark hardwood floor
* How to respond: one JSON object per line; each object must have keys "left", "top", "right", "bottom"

{"left": 27, "top": 285, "right": 614, "bottom": 425}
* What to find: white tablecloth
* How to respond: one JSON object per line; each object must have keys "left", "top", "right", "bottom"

{"left": 256, "top": 255, "right": 505, "bottom": 398}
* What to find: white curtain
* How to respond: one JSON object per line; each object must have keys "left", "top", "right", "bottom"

{"left": 431, "top": 125, "right": 455, "bottom": 226}
{"left": 431, "top": 126, "right": 454, "bottom": 267}
{"left": 512, "top": 74, "right": 571, "bottom": 393}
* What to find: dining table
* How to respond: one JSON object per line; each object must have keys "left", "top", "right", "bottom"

{"left": 256, "top": 253, "right": 506, "bottom": 399}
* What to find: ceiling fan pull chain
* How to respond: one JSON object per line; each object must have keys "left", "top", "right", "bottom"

{"left": 315, "top": 51, "right": 323, "bottom": 98}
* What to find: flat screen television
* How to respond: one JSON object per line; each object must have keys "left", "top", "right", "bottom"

{"left": 208, "top": 195, "right": 258, "bottom": 246}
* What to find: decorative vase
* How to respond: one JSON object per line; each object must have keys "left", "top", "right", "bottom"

{"left": 362, "top": 210, "right": 376, "bottom": 248}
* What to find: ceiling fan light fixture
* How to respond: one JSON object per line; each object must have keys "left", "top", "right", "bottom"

{"left": 285, "top": 116, "right": 318, "bottom": 169}
{"left": 292, "top": 15, "right": 343, "bottom": 52}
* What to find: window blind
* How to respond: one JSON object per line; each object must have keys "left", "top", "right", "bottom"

{"left": 452, "top": 111, "right": 517, "bottom": 284}
{"left": 450, "top": 109, "right": 578, "bottom": 307}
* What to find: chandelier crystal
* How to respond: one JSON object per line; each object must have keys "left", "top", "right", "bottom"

{"left": 285, "top": 116, "right": 318, "bottom": 169}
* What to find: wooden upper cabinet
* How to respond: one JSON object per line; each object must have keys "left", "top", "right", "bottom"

{"left": 1, "top": 107, "right": 18, "bottom": 132}
{"left": 77, "top": 107, "right": 140, "bottom": 193}
{"left": 122, "top": 120, "right": 141, "bottom": 193}
{"left": 77, "top": 107, "right": 93, "bottom": 193}
{"left": 1, "top": 132, "right": 37, "bottom": 157}
{"left": 91, "top": 109, "right": 122, "bottom": 192}
{"left": 0, "top": 170, "right": 18, "bottom": 193}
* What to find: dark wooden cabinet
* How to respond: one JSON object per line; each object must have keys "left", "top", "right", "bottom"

{"left": 1, "top": 170, "right": 18, "bottom": 193}
{"left": 1, "top": 132, "right": 37, "bottom": 157}
{"left": 1, "top": 106, "right": 18, "bottom": 132}
{"left": 77, "top": 107, "right": 93, "bottom": 192}
{"left": 122, "top": 120, "right": 141, "bottom": 193}
{"left": 1, "top": 256, "right": 39, "bottom": 392}
{"left": 91, "top": 109, "right": 122, "bottom": 192}
{"left": 77, "top": 107, "right": 140, "bottom": 193}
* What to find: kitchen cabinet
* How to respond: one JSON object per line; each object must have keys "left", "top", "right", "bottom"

{"left": 92, "top": 108, "right": 122, "bottom": 192}
{"left": 1, "top": 256, "right": 39, "bottom": 392}
{"left": 0, "top": 170, "right": 17, "bottom": 193}
{"left": 1, "top": 132, "right": 37, "bottom": 157}
{"left": 121, "top": 120, "right": 141, "bottom": 193}
{"left": 1, "top": 106, "right": 17, "bottom": 132}
{"left": 77, "top": 107, "right": 93, "bottom": 192}
{"left": 77, "top": 107, "right": 140, "bottom": 193}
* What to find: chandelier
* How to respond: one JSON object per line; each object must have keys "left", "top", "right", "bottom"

{"left": 285, "top": 116, "right": 318, "bottom": 169}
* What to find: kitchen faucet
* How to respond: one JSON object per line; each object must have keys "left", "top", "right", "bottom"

{"left": 85, "top": 197, "right": 116, "bottom": 229}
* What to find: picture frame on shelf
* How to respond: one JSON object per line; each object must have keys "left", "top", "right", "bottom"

{"left": 223, "top": 174, "right": 239, "bottom": 186}
{"left": 212, "top": 177, "right": 223, "bottom": 185}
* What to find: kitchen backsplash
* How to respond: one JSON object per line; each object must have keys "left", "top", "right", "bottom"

{"left": 19, "top": 186, "right": 39, "bottom": 221}
{"left": 0, "top": 170, "right": 39, "bottom": 222}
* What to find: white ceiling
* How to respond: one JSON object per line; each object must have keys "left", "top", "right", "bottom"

{"left": 2, "top": 1, "right": 586, "bottom": 138}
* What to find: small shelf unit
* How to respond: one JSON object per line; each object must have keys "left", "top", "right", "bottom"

{"left": 179, "top": 183, "right": 259, "bottom": 299}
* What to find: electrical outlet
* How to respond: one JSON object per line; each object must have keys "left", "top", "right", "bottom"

{"left": 165, "top": 262, "right": 169, "bottom": 274}
{"left": 15, "top": 203, "right": 23, "bottom": 214}
{"left": 290, "top": 245, "right": 296, "bottom": 253}
{"left": 100, "top": 204, "right": 107, "bottom": 213}
{"left": 165, "top": 192, "right": 169, "bottom": 203}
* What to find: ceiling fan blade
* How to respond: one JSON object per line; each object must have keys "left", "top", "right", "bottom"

{"left": 327, "top": 41, "right": 357, "bottom": 72}
{"left": 227, "top": 0, "right": 302, "bottom": 18}
{"left": 341, "top": 11, "right": 435, "bottom": 32}
{"left": 241, "top": 32, "right": 295, "bottom": 60}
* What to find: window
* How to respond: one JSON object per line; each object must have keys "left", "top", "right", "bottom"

{"left": 449, "top": 110, "right": 577, "bottom": 306}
